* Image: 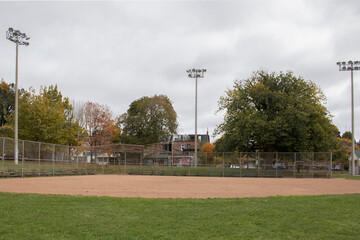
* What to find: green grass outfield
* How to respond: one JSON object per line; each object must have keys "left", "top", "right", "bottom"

{"left": 0, "top": 193, "right": 359, "bottom": 239}
{"left": 332, "top": 172, "right": 360, "bottom": 180}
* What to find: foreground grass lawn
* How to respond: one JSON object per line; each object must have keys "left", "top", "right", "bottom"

{"left": 0, "top": 193, "right": 359, "bottom": 240}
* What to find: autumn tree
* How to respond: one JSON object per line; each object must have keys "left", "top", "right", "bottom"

{"left": 5, "top": 85, "right": 83, "bottom": 145}
{"left": 70, "top": 101, "right": 119, "bottom": 163}
{"left": 341, "top": 131, "right": 356, "bottom": 143}
{"left": 215, "top": 70, "right": 338, "bottom": 153}
{"left": 332, "top": 133, "right": 360, "bottom": 170}
{"left": 118, "top": 95, "right": 178, "bottom": 145}
{"left": 201, "top": 142, "right": 215, "bottom": 163}
{"left": 78, "top": 102, "right": 118, "bottom": 146}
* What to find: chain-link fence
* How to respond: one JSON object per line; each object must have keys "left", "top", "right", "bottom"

{"left": 0, "top": 137, "right": 332, "bottom": 178}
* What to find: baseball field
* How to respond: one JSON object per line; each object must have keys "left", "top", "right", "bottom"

{"left": 0, "top": 175, "right": 359, "bottom": 239}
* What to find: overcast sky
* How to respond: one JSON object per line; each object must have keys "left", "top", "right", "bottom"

{"left": 1, "top": 0, "right": 360, "bottom": 142}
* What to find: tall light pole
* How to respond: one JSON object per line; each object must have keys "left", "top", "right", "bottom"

{"left": 6, "top": 27, "right": 30, "bottom": 165}
{"left": 187, "top": 68, "right": 206, "bottom": 168}
{"left": 337, "top": 61, "right": 360, "bottom": 176}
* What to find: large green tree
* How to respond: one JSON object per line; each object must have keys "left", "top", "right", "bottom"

{"left": 117, "top": 95, "right": 178, "bottom": 145}
{"left": 0, "top": 80, "right": 15, "bottom": 127}
{"left": 6, "top": 85, "right": 83, "bottom": 145}
{"left": 215, "top": 71, "right": 338, "bottom": 152}
{"left": 0, "top": 79, "right": 25, "bottom": 127}
{"left": 0, "top": 79, "right": 26, "bottom": 137}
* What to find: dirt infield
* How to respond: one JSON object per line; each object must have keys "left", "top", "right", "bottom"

{"left": 0, "top": 175, "right": 359, "bottom": 198}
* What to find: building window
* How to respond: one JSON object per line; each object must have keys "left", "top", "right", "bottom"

{"left": 187, "top": 144, "right": 191, "bottom": 149}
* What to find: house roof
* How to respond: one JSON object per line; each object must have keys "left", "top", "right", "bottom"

{"left": 349, "top": 150, "right": 360, "bottom": 160}
{"left": 355, "top": 150, "right": 360, "bottom": 158}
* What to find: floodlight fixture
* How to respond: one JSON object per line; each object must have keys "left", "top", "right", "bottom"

{"left": 337, "top": 61, "right": 360, "bottom": 72}
{"left": 6, "top": 28, "right": 30, "bottom": 46}
{"left": 187, "top": 68, "right": 206, "bottom": 79}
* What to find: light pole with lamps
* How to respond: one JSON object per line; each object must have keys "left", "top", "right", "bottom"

{"left": 187, "top": 68, "right": 206, "bottom": 168}
{"left": 6, "top": 27, "right": 30, "bottom": 165}
{"left": 336, "top": 61, "right": 360, "bottom": 176}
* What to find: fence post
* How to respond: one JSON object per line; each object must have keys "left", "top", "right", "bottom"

{"left": 330, "top": 152, "right": 332, "bottom": 179}
{"left": 275, "top": 152, "right": 279, "bottom": 178}
{"left": 52, "top": 145, "right": 55, "bottom": 176}
{"left": 85, "top": 148, "right": 88, "bottom": 175}
{"left": 102, "top": 157, "right": 105, "bottom": 175}
{"left": 124, "top": 152, "right": 127, "bottom": 174}
{"left": 64, "top": 150, "right": 67, "bottom": 176}
{"left": 302, "top": 153, "right": 305, "bottom": 178}
{"left": 69, "top": 146, "right": 71, "bottom": 176}
{"left": 140, "top": 150, "right": 143, "bottom": 166}
{"left": 222, "top": 153, "right": 225, "bottom": 177}
{"left": 188, "top": 152, "right": 190, "bottom": 176}
{"left": 76, "top": 149, "right": 79, "bottom": 176}
{"left": 118, "top": 152, "right": 120, "bottom": 174}
{"left": 114, "top": 151, "right": 118, "bottom": 175}
{"left": 239, "top": 152, "right": 242, "bottom": 178}
{"left": 312, "top": 152, "right": 314, "bottom": 178}
{"left": 22, "top": 140, "right": 24, "bottom": 178}
{"left": 2, "top": 138, "right": 4, "bottom": 178}
{"left": 293, "top": 152, "right": 296, "bottom": 178}
{"left": 155, "top": 154, "right": 158, "bottom": 176}
{"left": 38, "top": 142, "right": 41, "bottom": 176}
{"left": 257, "top": 152, "right": 260, "bottom": 177}
{"left": 171, "top": 145, "right": 174, "bottom": 176}
{"left": 201, "top": 152, "right": 205, "bottom": 176}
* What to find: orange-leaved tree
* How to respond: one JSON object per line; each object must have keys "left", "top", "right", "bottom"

{"left": 201, "top": 142, "right": 215, "bottom": 163}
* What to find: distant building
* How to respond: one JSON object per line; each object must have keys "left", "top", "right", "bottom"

{"left": 172, "top": 134, "right": 210, "bottom": 152}
{"left": 143, "top": 133, "right": 210, "bottom": 167}
{"left": 348, "top": 149, "right": 360, "bottom": 175}
{"left": 149, "top": 133, "right": 210, "bottom": 153}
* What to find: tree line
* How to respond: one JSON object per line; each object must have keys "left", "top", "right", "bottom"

{"left": 0, "top": 79, "right": 178, "bottom": 148}
{"left": 0, "top": 70, "right": 357, "bottom": 166}
{"left": 213, "top": 70, "right": 357, "bottom": 167}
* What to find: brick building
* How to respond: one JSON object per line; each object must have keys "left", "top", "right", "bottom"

{"left": 171, "top": 134, "right": 210, "bottom": 152}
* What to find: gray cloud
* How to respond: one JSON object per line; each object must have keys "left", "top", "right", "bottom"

{"left": 1, "top": 1, "right": 360, "bottom": 142}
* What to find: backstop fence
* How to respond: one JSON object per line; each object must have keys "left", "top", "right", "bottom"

{"left": 0, "top": 137, "right": 332, "bottom": 178}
